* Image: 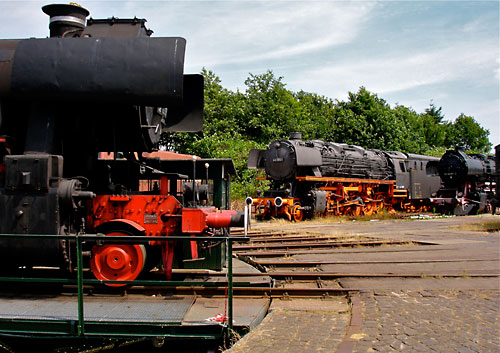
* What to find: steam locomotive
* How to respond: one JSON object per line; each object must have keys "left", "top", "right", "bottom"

{"left": 492, "top": 144, "right": 500, "bottom": 214}
{"left": 0, "top": 3, "right": 242, "bottom": 285}
{"left": 248, "top": 133, "right": 441, "bottom": 221}
{"left": 431, "top": 147, "right": 496, "bottom": 215}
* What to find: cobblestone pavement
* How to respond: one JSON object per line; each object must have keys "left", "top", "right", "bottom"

{"left": 226, "top": 299, "right": 350, "bottom": 353}
{"left": 226, "top": 216, "right": 499, "bottom": 352}
{"left": 352, "top": 289, "right": 500, "bottom": 353}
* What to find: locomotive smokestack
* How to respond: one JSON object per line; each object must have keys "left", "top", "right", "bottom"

{"left": 42, "top": 3, "right": 89, "bottom": 38}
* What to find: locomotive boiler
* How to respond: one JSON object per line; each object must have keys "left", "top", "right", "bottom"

{"left": 431, "top": 147, "right": 496, "bottom": 215}
{"left": 0, "top": 3, "right": 242, "bottom": 284}
{"left": 248, "top": 133, "right": 441, "bottom": 220}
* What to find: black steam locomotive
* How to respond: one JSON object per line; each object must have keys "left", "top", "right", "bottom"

{"left": 492, "top": 144, "right": 500, "bottom": 214}
{"left": 431, "top": 147, "right": 496, "bottom": 215}
{"left": 0, "top": 3, "right": 242, "bottom": 284}
{"left": 248, "top": 133, "right": 441, "bottom": 221}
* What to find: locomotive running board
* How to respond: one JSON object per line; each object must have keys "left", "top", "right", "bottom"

{"left": 295, "top": 176, "right": 396, "bottom": 184}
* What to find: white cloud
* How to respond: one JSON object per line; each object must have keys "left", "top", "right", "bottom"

{"left": 296, "top": 39, "right": 498, "bottom": 99}
{"left": 154, "top": 1, "right": 378, "bottom": 68}
{"left": 1, "top": 0, "right": 497, "bottom": 148}
{"left": 495, "top": 57, "right": 500, "bottom": 81}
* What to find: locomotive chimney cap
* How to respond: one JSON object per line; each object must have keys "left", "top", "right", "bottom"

{"left": 42, "top": 3, "right": 90, "bottom": 28}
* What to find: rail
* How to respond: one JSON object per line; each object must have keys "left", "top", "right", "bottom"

{"left": 0, "top": 232, "right": 249, "bottom": 340}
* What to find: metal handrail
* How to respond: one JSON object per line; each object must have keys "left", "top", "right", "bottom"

{"left": 0, "top": 232, "right": 249, "bottom": 338}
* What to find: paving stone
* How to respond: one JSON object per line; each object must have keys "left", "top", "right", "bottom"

{"left": 480, "top": 342, "right": 500, "bottom": 352}
{"left": 456, "top": 347, "right": 476, "bottom": 353}
{"left": 226, "top": 216, "right": 500, "bottom": 353}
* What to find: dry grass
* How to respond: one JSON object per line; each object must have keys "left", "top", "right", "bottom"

{"left": 250, "top": 210, "right": 422, "bottom": 225}
{"left": 231, "top": 199, "right": 246, "bottom": 211}
{"left": 454, "top": 220, "right": 500, "bottom": 233}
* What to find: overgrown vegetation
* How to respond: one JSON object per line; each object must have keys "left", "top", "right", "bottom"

{"left": 162, "top": 69, "right": 492, "bottom": 200}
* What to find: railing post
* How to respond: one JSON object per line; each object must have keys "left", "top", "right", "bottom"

{"left": 76, "top": 234, "right": 84, "bottom": 336}
{"left": 227, "top": 234, "right": 233, "bottom": 334}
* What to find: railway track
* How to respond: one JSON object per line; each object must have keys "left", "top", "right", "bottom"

{"left": 14, "top": 227, "right": 494, "bottom": 300}
{"left": 231, "top": 228, "right": 500, "bottom": 287}
{"left": 250, "top": 258, "right": 497, "bottom": 266}
{"left": 232, "top": 239, "right": 422, "bottom": 251}
{"left": 234, "top": 246, "right": 457, "bottom": 257}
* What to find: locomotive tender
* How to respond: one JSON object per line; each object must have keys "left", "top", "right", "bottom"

{"left": 0, "top": 3, "right": 242, "bottom": 285}
{"left": 431, "top": 147, "right": 496, "bottom": 215}
{"left": 248, "top": 132, "right": 441, "bottom": 221}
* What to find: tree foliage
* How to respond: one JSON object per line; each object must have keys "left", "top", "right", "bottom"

{"left": 445, "top": 114, "right": 491, "bottom": 152}
{"left": 163, "top": 69, "right": 493, "bottom": 199}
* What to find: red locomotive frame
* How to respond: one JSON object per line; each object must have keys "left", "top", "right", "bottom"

{"left": 251, "top": 176, "right": 432, "bottom": 221}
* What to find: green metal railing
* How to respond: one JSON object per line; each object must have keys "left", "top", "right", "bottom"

{"left": 0, "top": 232, "right": 249, "bottom": 340}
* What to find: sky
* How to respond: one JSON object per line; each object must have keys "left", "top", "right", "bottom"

{"left": 1, "top": 0, "right": 499, "bottom": 151}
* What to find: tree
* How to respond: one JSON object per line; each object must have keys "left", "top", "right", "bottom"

{"left": 392, "top": 105, "right": 427, "bottom": 154}
{"left": 445, "top": 114, "right": 492, "bottom": 152}
{"left": 424, "top": 103, "right": 445, "bottom": 124}
{"left": 162, "top": 69, "right": 494, "bottom": 200}
{"left": 332, "top": 87, "right": 407, "bottom": 151}
{"left": 292, "top": 90, "right": 336, "bottom": 140}
{"left": 419, "top": 103, "right": 446, "bottom": 148}
{"left": 242, "top": 70, "right": 299, "bottom": 143}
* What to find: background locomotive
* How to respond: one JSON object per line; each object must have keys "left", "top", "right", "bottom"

{"left": 0, "top": 3, "right": 242, "bottom": 285}
{"left": 492, "top": 144, "right": 500, "bottom": 214}
{"left": 248, "top": 132, "right": 441, "bottom": 221}
{"left": 431, "top": 147, "right": 496, "bottom": 215}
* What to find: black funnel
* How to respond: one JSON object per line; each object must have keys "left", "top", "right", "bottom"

{"left": 42, "top": 3, "right": 89, "bottom": 37}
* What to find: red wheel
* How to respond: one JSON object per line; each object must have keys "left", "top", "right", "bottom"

{"left": 291, "top": 204, "right": 303, "bottom": 222}
{"left": 374, "top": 196, "right": 384, "bottom": 213}
{"left": 90, "top": 231, "right": 146, "bottom": 287}
{"left": 363, "top": 203, "right": 374, "bottom": 216}
{"left": 350, "top": 205, "right": 361, "bottom": 216}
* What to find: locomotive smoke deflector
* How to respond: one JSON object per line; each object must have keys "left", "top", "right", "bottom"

{"left": 248, "top": 132, "right": 322, "bottom": 173}
{"left": 249, "top": 135, "right": 322, "bottom": 181}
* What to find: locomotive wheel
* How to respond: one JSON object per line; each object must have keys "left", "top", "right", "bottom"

{"left": 291, "top": 203, "right": 303, "bottom": 222}
{"left": 363, "top": 203, "right": 374, "bottom": 216}
{"left": 351, "top": 205, "right": 361, "bottom": 216}
{"left": 374, "top": 197, "right": 384, "bottom": 213}
{"left": 90, "top": 231, "right": 146, "bottom": 287}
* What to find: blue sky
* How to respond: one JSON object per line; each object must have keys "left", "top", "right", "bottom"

{"left": 2, "top": 0, "right": 499, "bottom": 150}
